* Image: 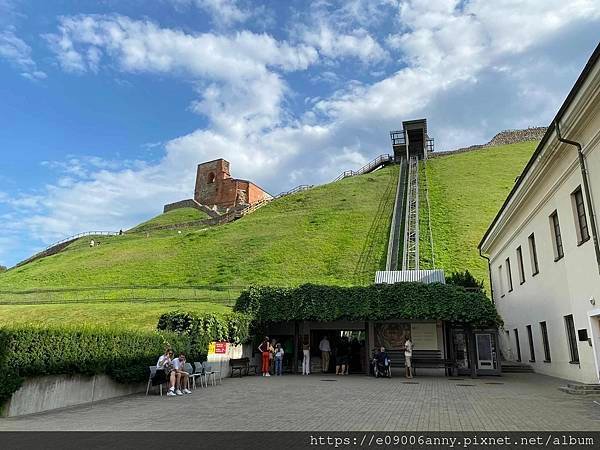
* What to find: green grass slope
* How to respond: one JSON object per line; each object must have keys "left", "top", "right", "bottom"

{"left": 1, "top": 165, "right": 397, "bottom": 291}
{"left": 130, "top": 207, "right": 209, "bottom": 232}
{"left": 421, "top": 141, "right": 538, "bottom": 291}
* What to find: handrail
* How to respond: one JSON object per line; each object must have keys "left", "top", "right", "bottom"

{"left": 275, "top": 184, "right": 313, "bottom": 198}
{"left": 43, "top": 231, "right": 119, "bottom": 251}
{"left": 332, "top": 154, "right": 393, "bottom": 182}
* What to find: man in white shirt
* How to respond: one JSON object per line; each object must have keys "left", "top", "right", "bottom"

{"left": 156, "top": 348, "right": 178, "bottom": 396}
{"left": 404, "top": 335, "right": 414, "bottom": 379}
{"left": 319, "top": 336, "right": 331, "bottom": 373}
{"left": 171, "top": 353, "right": 192, "bottom": 395}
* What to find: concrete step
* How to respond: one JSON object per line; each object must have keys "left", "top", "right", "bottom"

{"left": 559, "top": 383, "right": 600, "bottom": 395}
{"left": 500, "top": 362, "right": 534, "bottom": 373}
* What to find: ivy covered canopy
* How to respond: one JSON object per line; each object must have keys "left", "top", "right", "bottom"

{"left": 235, "top": 283, "right": 502, "bottom": 328}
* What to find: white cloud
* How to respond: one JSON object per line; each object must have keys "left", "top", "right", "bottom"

{"left": 303, "top": 24, "right": 388, "bottom": 63}
{"left": 0, "top": 27, "right": 46, "bottom": 80}
{"left": 3, "top": 2, "right": 600, "bottom": 266}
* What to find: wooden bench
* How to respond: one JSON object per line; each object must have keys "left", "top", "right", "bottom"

{"left": 229, "top": 357, "right": 258, "bottom": 377}
{"left": 385, "top": 350, "right": 456, "bottom": 375}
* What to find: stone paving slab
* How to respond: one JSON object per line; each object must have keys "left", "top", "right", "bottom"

{"left": 1, "top": 373, "right": 599, "bottom": 431}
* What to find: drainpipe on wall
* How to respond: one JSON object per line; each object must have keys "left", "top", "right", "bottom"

{"left": 555, "top": 120, "right": 600, "bottom": 275}
{"left": 479, "top": 248, "right": 495, "bottom": 304}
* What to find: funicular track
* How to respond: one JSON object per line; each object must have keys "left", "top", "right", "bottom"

{"left": 401, "top": 155, "right": 420, "bottom": 270}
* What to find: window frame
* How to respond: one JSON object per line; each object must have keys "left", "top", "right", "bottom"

{"left": 526, "top": 324, "right": 536, "bottom": 362}
{"left": 571, "top": 186, "right": 590, "bottom": 246}
{"left": 540, "top": 321, "right": 551, "bottom": 363}
{"left": 549, "top": 210, "right": 564, "bottom": 261}
{"left": 505, "top": 257, "right": 513, "bottom": 292}
{"left": 514, "top": 328, "right": 522, "bottom": 362}
{"left": 564, "top": 315, "right": 579, "bottom": 364}
{"left": 528, "top": 233, "right": 539, "bottom": 276}
{"left": 516, "top": 246, "right": 525, "bottom": 285}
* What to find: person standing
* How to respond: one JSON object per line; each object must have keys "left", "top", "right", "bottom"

{"left": 258, "top": 336, "right": 271, "bottom": 377}
{"left": 404, "top": 334, "right": 414, "bottom": 379}
{"left": 319, "top": 335, "right": 331, "bottom": 373}
{"left": 274, "top": 343, "right": 285, "bottom": 376}
{"left": 302, "top": 337, "right": 311, "bottom": 375}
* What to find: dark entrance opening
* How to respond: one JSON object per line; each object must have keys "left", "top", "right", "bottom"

{"left": 310, "top": 329, "right": 366, "bottom": 374}
{"left": 407, "top": 129, "right": 424, "bottom": 158}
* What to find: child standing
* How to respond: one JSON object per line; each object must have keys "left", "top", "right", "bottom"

{"left": 274, "top": 343, "right": 285, "bottom": 376}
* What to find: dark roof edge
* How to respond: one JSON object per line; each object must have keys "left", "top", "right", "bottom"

{"left": 479, "top": 41, "right": 600, "bottom": 251}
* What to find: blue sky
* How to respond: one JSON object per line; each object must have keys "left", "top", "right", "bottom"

{"left": 1, "top": 0, "right": 599, "bottom": 268}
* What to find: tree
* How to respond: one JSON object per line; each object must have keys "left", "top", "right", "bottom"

{"left": 446, "top": 270, "right": 484, "bottom": 293}
{"left": 0, "top": 265, "right": 6, "bottom": 273}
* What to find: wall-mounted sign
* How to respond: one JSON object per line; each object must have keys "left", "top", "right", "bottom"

{"left": 215, "top": 342, "right": 227, "bottom": 354}
{"left": 208, "top": 342, "right": 216, "bottom": 355}
{"left": 410, "top": 323, "right": 439, "bottom": 350}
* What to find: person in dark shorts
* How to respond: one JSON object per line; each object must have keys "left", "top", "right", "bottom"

{"left": 335, "top": 337, "right": 349, "bottom": 375}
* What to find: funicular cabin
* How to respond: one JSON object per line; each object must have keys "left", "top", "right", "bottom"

{"left": 390, "top": 119, "right": 434, "bottom": 162}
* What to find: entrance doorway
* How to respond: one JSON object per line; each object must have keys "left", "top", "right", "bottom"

{"left": 310, "top": 329, "right": 366, "bottom": 374}
{"left": 475, "top": 333, "right": 494, "bottom": 370}
{"left": 588, "top": 310, "right": 600, "bottom": 382}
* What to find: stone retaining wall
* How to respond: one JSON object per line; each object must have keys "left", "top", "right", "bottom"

{"left": 1, "top": 374, "right": 146, "bottom": 417}
{"left": 433, "top": 127, "right": 547, "bottom": 157}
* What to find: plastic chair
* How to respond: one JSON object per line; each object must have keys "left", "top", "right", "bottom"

{"left": 146, "top": 366, "right": 166, "bottom": 396}
{"left": 202, "top": 362, "right": 217, "bottom": 386}
{"left": 185, "top": 362, "right": 200, "bottom": 390}
{"left": 194, "top": 362, "right": 206, "bottom": 388}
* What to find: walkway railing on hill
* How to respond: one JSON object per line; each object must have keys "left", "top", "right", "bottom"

{"left": 42, "top": 231, "right": 119, "bottom": 252}
{"left": 332, "top": 154, "right": 393, "bottom": 182}
{"left": 0, "top": 284, "right": 249, "bottom": 306}
{"left": 275, "top": 184, "right": 313, "bottom": 198}
{"left": 14, "top": 231, "right": 120, "bottom": 268}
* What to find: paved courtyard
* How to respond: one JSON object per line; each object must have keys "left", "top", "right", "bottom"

{"left": 1, "top": 373, "right": 600, "bottom": 431}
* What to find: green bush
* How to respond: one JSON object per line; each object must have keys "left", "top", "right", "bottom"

{"left": 157, "top": 311, "right": 252, "bottom": 346}
{"left": 446, "top": 270, "right": 485, "bottom": 293}
{"left": 235, "top": 283, "right": 502, "bottom": 327}
{"left": 0, "top": 325, "right": 196, "bottom": 405}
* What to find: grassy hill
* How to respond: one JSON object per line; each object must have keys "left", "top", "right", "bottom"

{"left": 0, "top": 140, "right": 539, "bottom": 328}
{"left": 0, "top": 166, "right": 397, "bottom": 328}
{"left": 130, "top": 207, "right": 209, "bottom": 232}
{"left": 420, "top": 141, "right": 538, "bottom": 291}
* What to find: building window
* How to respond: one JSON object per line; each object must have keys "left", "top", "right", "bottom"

{"left": 514, "top": 328, "right": 522, "bottom": 362}
{"left": 208, "top": 172, "right": 216, "bottom": 184}
{"left": 498, "top": 265, "right": 505, "bottom": 297}
{"left": 564, "top": 315, "right": 579, "bottom": 364}
{"left": 516, "top": 246, "right": 525, "bottom": 284}
{"left": 528, "top": 233, "right": 539, "bottom": 276}
{"left": 571, "top": 187, "right": 590, "bottom": 245}
{"left": 505, "top": 257, "right": 513, "bottom": 292}
{"left": 540, "top": 321, "right": 551, "bottom": 362}
{"left": 549, "top": 211, "right": 564, "bottom": 261}
{"left": 526, "top": 325, "right": 535, "bottom": 362}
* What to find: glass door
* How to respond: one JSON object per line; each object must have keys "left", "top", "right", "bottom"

{"left": 475, "top": 333, "right": 494, "bottom": 370}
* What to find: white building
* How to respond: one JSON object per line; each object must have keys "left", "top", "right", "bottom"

{"left": 479, "top": 43, "right": 600, "bottom": 384}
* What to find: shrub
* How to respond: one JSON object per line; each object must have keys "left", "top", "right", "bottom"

{"left": 157, "top": 311, "right": 252, "bottom": 346}
{"left": 446, "top": 270, "right": 485, "bottom": 293}
{"left": 0, "top": 325, "right": 195, "bottom": 405}
{"left": 235, "top": 283, "right": 501, "bottom": 327}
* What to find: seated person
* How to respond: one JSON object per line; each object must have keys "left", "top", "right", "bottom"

{"left": 171, "top": 352, "right": 192, "bottom": 395}
{"left": 155, "top": 348, "right": 178, "bottom": 397}
{"left": 374, "top": 346, "right": 390, "bottom": 376}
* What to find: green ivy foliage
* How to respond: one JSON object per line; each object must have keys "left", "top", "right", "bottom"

{"left": 235, "top": 283, "right": 502, "bottom": 327}
{"left": 157, "top": 311, "right": 252, "bottom": 345}
{"left": 0, "top": 325, "right": 195, "bottom": 405}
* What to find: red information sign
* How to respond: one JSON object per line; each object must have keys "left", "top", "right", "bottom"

{"left": 214, "top": 342, "right": 227, "bottom": 354}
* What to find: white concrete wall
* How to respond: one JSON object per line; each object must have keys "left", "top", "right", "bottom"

{"left": 483, "top": 63, "right": 600, "bottom": 383}
{"left": 2, "top": 374, "right": 146, "bottom": 417}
